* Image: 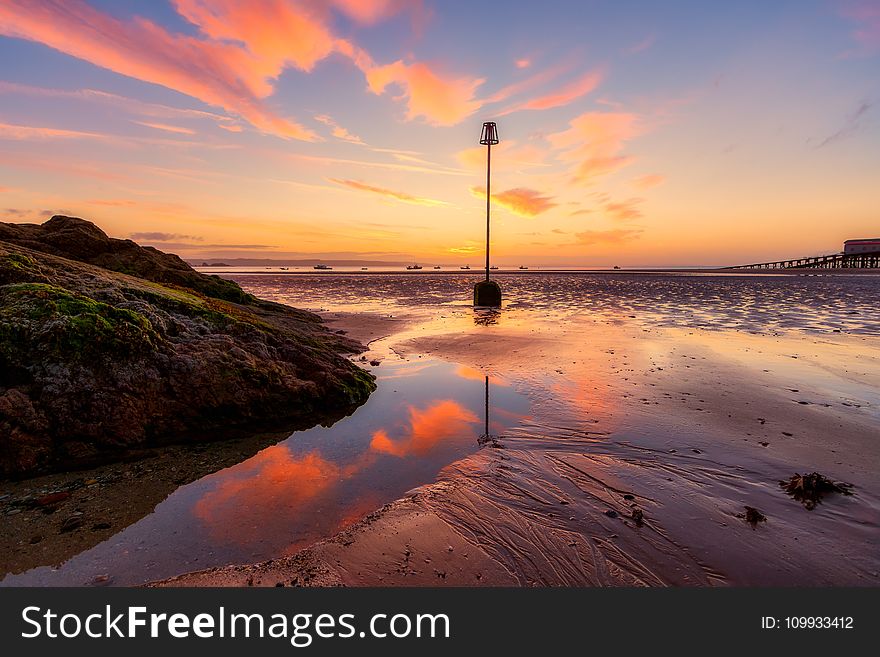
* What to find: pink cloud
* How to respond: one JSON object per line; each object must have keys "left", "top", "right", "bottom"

{"left": 515, "top": 58, "right": 531, "bottom": 69}
{"left": 132, "top": 120, "right": 196, "bottom": 135}
{"left": 0, "top": 0, "right": 433, "bottom": 140}
{"left": 470, "top": 185, "right": 557, "bottom": 217}
{"left": 0, "top": 0, "right": 320, "bottom": 140}
{"left": 484, "top": 57, "right": 577, "bottom": 104}
{"left": 840, "top": 0, "right": 880, "bottom": 55}
{"left": 498, "top": 68, "right": 604, "bottom": 115}
{"left": 0, "top": 121, "right": 111, "bottom": 141}
{"left": 328, "top": 0, "right": 419, "bottom": 25}
{"left": 632, "top": 173, "right": 666, "bottom": 189}
{"left": 329, "top": 178, "right": 448, "bottom": 206}
{"left": 548, "top": 111, "right": 641, "bottom": 184}
{"left": 625, "top": 34, "right": 656, "bottom": 55}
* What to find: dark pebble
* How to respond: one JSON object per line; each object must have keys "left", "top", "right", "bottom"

{"left": 604, "top": 510, "right": 618, "bottom": 518}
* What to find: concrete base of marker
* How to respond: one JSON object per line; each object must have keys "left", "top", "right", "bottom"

{"left": 474, "top": 279, "right": 502, "bottom": 307}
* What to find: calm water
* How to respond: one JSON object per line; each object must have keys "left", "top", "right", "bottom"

{"left": 4, "top": 272, "right": 878, "bottom": 585}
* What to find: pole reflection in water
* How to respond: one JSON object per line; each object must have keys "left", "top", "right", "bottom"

{"left": 478, "top": 375, "right": 504, "bottom": 449}
{"left": 474, "top": 307, "right": 501, "bottom": 326}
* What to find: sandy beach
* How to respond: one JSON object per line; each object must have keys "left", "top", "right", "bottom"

{"left": 154, "top": 273, "right": 880, "bottom": 587}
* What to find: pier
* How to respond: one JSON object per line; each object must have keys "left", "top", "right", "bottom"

{"left": 726, "top": 239, "right": 880, "bottom": 270}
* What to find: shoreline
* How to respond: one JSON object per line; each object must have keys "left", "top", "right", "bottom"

{"left": 195, "top": 268, "right": 880, "bottom": 277}
{"left": 153, "top": 308, "right": 880, "bottom": 587}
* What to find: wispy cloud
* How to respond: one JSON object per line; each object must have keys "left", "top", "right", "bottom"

{"left": 625, "top": 34, "right": 656, "bottom": 55}
{"left": 0, "top": 81, "right": 241, "bottom": 131}
{"left": 0, "top": 121, "right": 112, "bottom": 141}
{"left": 314, "top": 114, "right": 364, "bottom": 144}
{"left": 130, "top": 231, "right": 203, "bottom": 242}
{"left": 329, "top": 178, "right": 449, "bottom": 206}
{"left": 0, "top": 0, "right": 321, "bottom": 141}
{"left": 603, "top": 197, "right": 644, "bottom": 222}
{"left": 632, "top": 173, "right": 666, "bottom": 189}
{"left": 814, "top": 99, "right": 873, "bottom": 148}
{"left": 456, "top": 140, "right": 550, "bottom": 171}
{"left": 470, "top": 186, "right": 557, "bottom": 217}
{"left": 574, "top": 228, "right": 643, "bottom": 245}
{"left": 497, "top": 68, "right": 604, "bottom": 116}
{"left": 132, "top": 120, "right": 196, "bottom": 135}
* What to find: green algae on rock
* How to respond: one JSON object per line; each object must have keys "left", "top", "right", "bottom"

{"left": 0, "top": 216, "right": 375, "bottom": 478}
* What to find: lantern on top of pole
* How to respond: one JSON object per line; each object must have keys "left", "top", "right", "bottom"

{"left": 474, "top": 121, "right": 502, "bottom": 307}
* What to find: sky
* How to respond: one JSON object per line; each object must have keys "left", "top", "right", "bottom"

{"left": 0, "top": 0, "right": 878, "bottom": 267}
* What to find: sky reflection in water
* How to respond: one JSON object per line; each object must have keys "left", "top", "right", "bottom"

{"left": 3, "top": 360, "right": 529, "bottom": 586}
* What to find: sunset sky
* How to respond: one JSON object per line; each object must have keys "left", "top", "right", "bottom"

{"left": 0, "top": 0, "right": 878, "bottom": 266}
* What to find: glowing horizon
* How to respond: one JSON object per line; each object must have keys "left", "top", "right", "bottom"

{"left": 0, "top": 0, "right": 878, "bottom": 267}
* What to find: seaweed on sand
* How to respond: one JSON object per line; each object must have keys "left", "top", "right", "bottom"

{"left": 779, "top": 472, "right": 853, "bottom": 510}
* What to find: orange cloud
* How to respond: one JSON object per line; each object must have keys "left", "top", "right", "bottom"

{"left": 603, "top": 197, "right": 644, "bottom": 221}
{"left": 370, "top": 400, "right": 480, "bottom": 457}
{"left": 314, "top": 114, "right": 364, "bottom": 144}
{"left": 574, "top": 228, "right": 643, "bottom": 245}
{"left": 0, "top": 0, "right": 321, "bottom": 140}
{"left": 364, "top": 59, "right": 484, "bottom": 126}
{"left": 632, "top": 173, "right": 666, "bottom": 189}
{"left": 470, "top": 186, "right": 557, "bottom": 217}
{"left": 498, "top": 68, "right": 604, "bottom": 115}
{"left": 548, "top": 111, "right": 641, "bottom": 184}
{"left": 329, "top": 178, "right": 449, "bottom": 206}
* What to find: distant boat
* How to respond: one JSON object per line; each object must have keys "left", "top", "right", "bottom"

{"left": 613, "top": 265, "right": 621, "bottom": 270}
{"left": 361, "top": 267, "right": 368, "bottom": 270}
{"left": 519, "top": 265, "right": 528, "bottom": 270}
{"left": 490, "top": 266, "right": 499, "bottom": 270}
{"left": 280, "top": 267, "right": 289, "bottom": 271}
{"left": 406, "top": 264, "right": 423, "bottom": 270}
{"left": 433, "top": 266, "right": 441, "bottom": 270}
{"left": 313, "top": 264, "right": 332, "bottom": 270}
{"left": 460, "top": 265, "right": 471, "bottom": 270}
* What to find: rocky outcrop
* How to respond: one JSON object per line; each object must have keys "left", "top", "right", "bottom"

{"left": 0, "top": 215, "right": 249, "bottom": 302}
{"left": 0, "top": 217, "right": 375, "bottom": 479}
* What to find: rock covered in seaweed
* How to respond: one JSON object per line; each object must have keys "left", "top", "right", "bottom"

{"left": 0, "top": 217, "right": 375, "bottom": 478}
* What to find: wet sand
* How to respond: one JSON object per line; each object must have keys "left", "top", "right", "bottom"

{"left": 158, "top": 303, "right": 880, "bottom": 587}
